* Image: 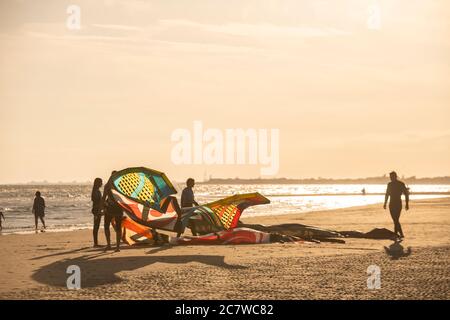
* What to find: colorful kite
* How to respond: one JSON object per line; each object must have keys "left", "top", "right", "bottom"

{"left": 108, "top": 167, "right": 271, "bottom": 245}
{"left": 169, "top": 228, "right": 271, "bottom": 245}
{"left": 187, "top": 193, "right": 270, "bottom": 235}
{"left": 110, "top": 167, "right": 182, "bottom": 233}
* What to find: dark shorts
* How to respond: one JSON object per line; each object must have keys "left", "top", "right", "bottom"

{"left": 389, "top": 201, "right": 402, "bottom": 217}
{"left": 34, "top": 212, "right": 45, "bottom": 218}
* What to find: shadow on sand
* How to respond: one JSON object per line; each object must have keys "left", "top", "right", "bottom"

{"left": 30, "top": 243, "right": 174, "bottom": 261}
{"left": 384, "top": 239, "right": 412, "bottom": 260}
{"left": 32, "top": 253, "right": 246, "bottom": 288}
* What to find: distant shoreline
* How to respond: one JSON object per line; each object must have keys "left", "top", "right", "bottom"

{"left": 1, "top": 195, "right": 449, "bottom": 236}
{"left": 2, "top": 177, "right": 450, "bottom": 186}
{"left": 200, "top": 177, "right": 450, "bottom": 185}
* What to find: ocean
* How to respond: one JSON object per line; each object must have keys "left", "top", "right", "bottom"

{"left": 1, "top": 183, "right": 449, "bottom": 234}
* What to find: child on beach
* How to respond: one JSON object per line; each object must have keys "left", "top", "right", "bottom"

{"left": 32, "top": 191, "right": 46, "bottom": 232}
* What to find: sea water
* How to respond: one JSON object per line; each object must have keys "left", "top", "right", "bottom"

{"left": 0, "top": 183, "right": 448, "bottom": 234}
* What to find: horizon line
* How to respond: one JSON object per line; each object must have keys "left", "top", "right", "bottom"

{"left": 2, "top": 174, "right": 450, "bottom": 185}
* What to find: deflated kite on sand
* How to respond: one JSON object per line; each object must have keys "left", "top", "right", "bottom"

{"left": 108, "top": 167, "right": 396, "bottom": 246}
{"left": 108, "top": 167, "right": 274, "bottom": 245}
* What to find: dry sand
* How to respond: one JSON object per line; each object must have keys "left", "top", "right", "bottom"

{"left": 0, "top": 198, "right": 449, "bottom": 299}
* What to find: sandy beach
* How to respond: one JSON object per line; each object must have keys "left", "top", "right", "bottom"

{"left": 0, "top": 197, "right": 449, "bottom": 300}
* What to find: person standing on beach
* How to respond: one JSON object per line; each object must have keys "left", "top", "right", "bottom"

{"left": 0, "top": 211, "right": 5, "bottom": 231}
{"left": 32, "top": 191, "right": 46, "bottom": 232}
{"left": 181, "top": 178, "right": 200, "bottom": 236}
{"left": 383, "top": 171, "right": 409, "bottom": 239}
{"left": 181, "top": 178, "right": 199, "bottom": 208}
{"left": 101, "top": 171, "right": 123, "bottom": 252}
{"left": 91, "top": 178, "right": 103, "bottom": 247}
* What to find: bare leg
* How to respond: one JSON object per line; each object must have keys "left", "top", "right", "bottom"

{"left": 191, "top": 223, "right": 198, "bottom": 236}
{"left": 114, "top": 216, "right": 122, "bottom": 252}
{"left": 151, "top": 228, "right": 159, "bottom": 245}
{"left": 39, "top": 217, "right": 46, "bottom": 229}
{"left": 390, "top": 206, "right": 404, "bottom": 238}
{"left": 93, "top": 215, "right": 101, "bottom": 246}
{"left": 161, "top": 196, "right": 185, "bottom": 236}
{"left": 104, "top": 215, "right": 112, "bottom": 249}
{"left": 396, "top": 214, "right": 404, "bottom": 238}
{"left": 34, "top": 215, "right": 38, "bottom": 230}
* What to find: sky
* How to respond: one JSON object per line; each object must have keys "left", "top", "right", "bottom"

{"left": 0, "top": 0, "right": 449, "bottom": 183}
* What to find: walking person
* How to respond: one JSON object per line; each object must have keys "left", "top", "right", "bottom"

{"left": 383, "top": 171, "right": 409, "bottom": 239}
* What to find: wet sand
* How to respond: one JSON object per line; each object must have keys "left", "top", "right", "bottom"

{"left": 0, "top": 198, "right": 449, "bottom": 299}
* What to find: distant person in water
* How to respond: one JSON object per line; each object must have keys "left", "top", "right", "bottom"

{"left": 361, "top": 188, "right": 366, "bottom": 195}
{"left": 181, "top": 178, "right": 199, "bottom": 208}
{"left": 101, "top": 171, "right": 123, "bottom": 252}
{"left": 0, "top": 211, "right": 5, "bottom": 231}
{"left": 383, "top": 171, "right": 409, "bottom": 239}
{"left": 91, "top": 178, "right": 103, "bottom": 247}
{"left": 32, "top": 191, "right": 46, "bottom": 231}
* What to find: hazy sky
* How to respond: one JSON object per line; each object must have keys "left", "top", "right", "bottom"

{"left": 1, "top": 0, "right": 449, "bottom": 183}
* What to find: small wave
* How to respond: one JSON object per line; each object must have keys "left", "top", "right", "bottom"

{"left": 0, "top": 223, "right": 93, "bottom": 235}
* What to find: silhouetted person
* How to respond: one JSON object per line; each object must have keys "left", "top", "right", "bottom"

{"left": 361, "top": 188, "right": 366, "bottom": 195}
{"left": 181, "top": 178, "right": 199, "bottom": 208}
{"left": 0, "top": 211, "right": 4, "bottom": 231}
{"left": 32, "top": 191, "right": 46, "bottom": 231}
{"left": 383, "top": 171, "right": 409, "bottom": 239}
{"left": 101, "top": 171, "right": 123, "bottom": 252}
{"left": 91, "top": 177, "right": 103, "bottom": 247}
{"left": 181, "top": 178, "right": 200, "bottom": 236}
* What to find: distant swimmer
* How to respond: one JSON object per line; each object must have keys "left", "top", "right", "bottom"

{"left": 361, "top": 188, "right": 366, "bottom": 195}
{"left": 91, "top": 177, "right": 103, "bottom": 248}
{"left": 32, "top": 191, "right": 46, "bottom": 232}
{"left": 0, "top": 211, "right": 5, "bottom": 231}
{"left": 383, "top": 171, "right": 409, "bottom": 239}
